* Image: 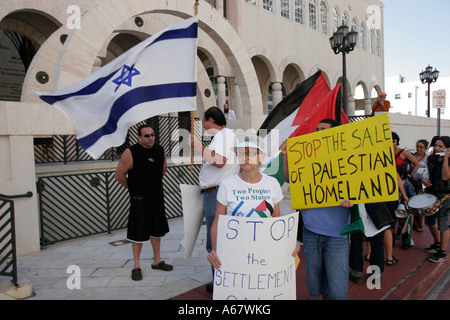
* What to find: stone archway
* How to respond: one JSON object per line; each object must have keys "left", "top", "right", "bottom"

{"left": 22, "top": 0, "right": 264, "bottom": 129}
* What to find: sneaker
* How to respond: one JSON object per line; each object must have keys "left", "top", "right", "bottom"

{"left": 429, "top": 250, "right": 447, "bottom": 263}
{"left": 424, "top": 243, "right": 441, "bottom": 253}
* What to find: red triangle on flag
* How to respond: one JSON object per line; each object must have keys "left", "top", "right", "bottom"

{"left": 254, "top": 200, "right": 267, "bottom": 212}
{"left": 291, "top": 73, "right": 331, "bottom": 127}
{"left": 290, "top": 84, "right": 349, "bottom": 138}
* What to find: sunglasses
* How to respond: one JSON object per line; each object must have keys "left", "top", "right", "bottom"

{"left": 142, "top": 133, "right": 155, "bottom": 138}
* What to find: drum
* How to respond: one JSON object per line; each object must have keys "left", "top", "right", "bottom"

{"left": 407, "top": 193, "right": 439, "bottom": 217}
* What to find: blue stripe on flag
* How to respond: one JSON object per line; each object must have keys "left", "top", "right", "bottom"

{"left": 77, "top": 82, "right": 197, "bottom": 149}
{"left": 150, "top": 22, "right": 198, "bottom": 47}
{"left": 232, "top": 201, "right": 245, "bottom": 216}
{"left": 39, "top": 72, "right": 119, "bottom": 105}
{"left": 39, "top": 22, "right": 198, "bottom": 105}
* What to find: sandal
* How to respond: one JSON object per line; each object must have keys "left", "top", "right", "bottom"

{"left": 131, "top": 268, "right": 142, "bottom": 281}
{"left": 151, "top": 260, "right": 173, "bottom": 271}
{"left": 386, "top": 256, "right": 399, "bottom": 266}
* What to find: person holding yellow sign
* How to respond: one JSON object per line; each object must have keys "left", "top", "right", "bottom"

{"left": 281, "top": 119, "right": 353, "bottom": 300}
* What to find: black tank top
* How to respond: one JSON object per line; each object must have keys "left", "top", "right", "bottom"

{"left": 127, "top": 143, "right": 165, "bottom": 199}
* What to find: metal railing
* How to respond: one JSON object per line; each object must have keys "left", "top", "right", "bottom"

{"left": 34, "top": 115, "right": 202, "bottom": 164}
{"left": 0, "top": 191, "right": 33, "bottom": 286}
{"left": 37, "top": 165, "right": 201, "bottom": 246}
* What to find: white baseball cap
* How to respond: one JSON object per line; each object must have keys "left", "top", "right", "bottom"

{"left": 235, "top": 135, "right": 266, "bottom": 154}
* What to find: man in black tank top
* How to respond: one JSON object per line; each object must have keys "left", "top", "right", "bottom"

{"left": 115, "top": 125, "right": 172, "bottom": 280}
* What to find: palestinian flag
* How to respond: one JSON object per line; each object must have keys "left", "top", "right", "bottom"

{"left": 254, "top": 200, "right": 274, "bottom": 218}
{"left": 258, "top": 71, "right": 377, "bottom": 236}
{"left": 259, "top": 70, "right": 348, "bottom": 186}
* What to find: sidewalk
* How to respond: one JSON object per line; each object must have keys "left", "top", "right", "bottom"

{"left": 1, "top": 197, "right": 448, "bottom": 300}
{"left": 1, "top": 217, "right": 211, "bottom": 300}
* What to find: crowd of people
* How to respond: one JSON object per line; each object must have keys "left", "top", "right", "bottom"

{"left": 114, "top": 106, "right": 449, "bottom": 300}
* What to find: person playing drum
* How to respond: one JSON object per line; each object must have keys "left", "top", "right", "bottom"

{"left": 420, "top": 136, "right": 450, "bottom": 263}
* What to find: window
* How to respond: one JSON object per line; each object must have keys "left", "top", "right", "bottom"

{"left": 332, "top": 7, "right": 339, "bottom": 32}
{"left": 320, "top": 1, "right": 328, "bottom": 35}
{"left": 375, "top": 30, "right": 381, "bottom": 56}
{"left": 245, "top": 0, "right": 258, "bottom": 6}
{"left": 263, "top": 0, "right": 274, "bottom": 13}
{"left": 408, "top": 93, "right": 413, "bottom": 98}
{"left": 352, "top": 18, "right": 358, "bottom": 47}
{"left": 342, "top": 11, "right": 349, "bottom": 27}
{"left": 395, "top": 94, "right": 401, "bottom": 100}
{"left": 369, "top": 29, "right": 375, "bottom": 54}
{"left": 309, "top": 0, "right": 317, "bottom": 30}
{"left": 281, "top": 0, "right": 291, "bottom": 19}
{"left": 359, "top": 22, "right": 366, "bottom": 51}
{"left": 295, "top": 0, "right": 305, "bottom": 24}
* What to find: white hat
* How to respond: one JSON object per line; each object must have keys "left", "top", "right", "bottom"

{"left": 235, "top": 135, "right": 266, "bottom": 154}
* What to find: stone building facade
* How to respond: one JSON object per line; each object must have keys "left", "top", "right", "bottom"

{"left": 0, "top": 0, "right": 386, "bottom": 254}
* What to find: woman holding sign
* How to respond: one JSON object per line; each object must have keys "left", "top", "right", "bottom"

{"left": 208, "top": 135, "right": 301, "bottom": 270}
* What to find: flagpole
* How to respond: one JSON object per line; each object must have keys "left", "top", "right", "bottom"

{"left": 190, "top": 0, "right": 199, "bottom": 173}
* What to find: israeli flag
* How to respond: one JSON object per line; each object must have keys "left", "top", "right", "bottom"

{"left": 36, "top": 17, "right": 198, "bottom": 159}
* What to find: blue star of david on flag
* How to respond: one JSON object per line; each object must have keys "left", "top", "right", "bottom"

{"left": 112, "top": 64, "right": 141, "bottom": 92}
{"left": 36, "top": 17, "right": 198, "bottom": 160}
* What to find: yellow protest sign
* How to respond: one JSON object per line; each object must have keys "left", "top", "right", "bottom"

{"left": 287, "top": 113, "right": 398, "bottom": 209}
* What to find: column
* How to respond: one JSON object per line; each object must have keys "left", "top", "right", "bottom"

{"left": 272, "top": 82, "right": 283, "bottom": 110}
{"left": 216, "top": 0, "right": 224, "bottom": 16}
{"left": 347, "top": 95, "right": 356, "bottom": 116}
{"left": 217, "top": 76, "right": 226, "bottom": 110}
{"left": 234, "top": 79, "right": 243, "bottom": 120}
{"left": 365, "top": 98, "right": 372, "bottom": 115}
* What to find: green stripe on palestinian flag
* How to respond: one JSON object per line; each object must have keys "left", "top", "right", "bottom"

{"left": 340, "top": 205, "right": 365, "bottom": 235}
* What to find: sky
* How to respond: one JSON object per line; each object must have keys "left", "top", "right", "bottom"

{"left": 383, "top": 0, "right": 450, "bottom": 82}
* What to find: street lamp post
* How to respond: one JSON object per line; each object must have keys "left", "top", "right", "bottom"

{"left": 330, "top": 24, "right": 358, "bottom": 124}
{"left": 419, "top": 64, "right": 439, "bottom": 118}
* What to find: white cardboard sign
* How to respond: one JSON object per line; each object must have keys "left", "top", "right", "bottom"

{"left": 213, "top": 212, "right": 299, "bottom": 300}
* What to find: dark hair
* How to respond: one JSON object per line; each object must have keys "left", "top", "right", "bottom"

{"left": 416, "top": 139, "right": 429, "bottom": 148}
{"left": 392, "top": 132, "right": 400, "bottom": 145}
{"left": 319, "top": 119, "right": 339, "bottom": 128}
{"left": 437, "top": 136, "right": 450, "bottom": 148}
{"left": 138, "top": 124, "right": 153, "bottom": 136}
{"left": 430, "top": 136, "right": 439, "bottom": 148}
{"left": 204, "top": 106, "right": 227, "bottom": 126}
{"left": 427, "top": 136, "right": 450, "bottom": 176}
{"left": 396, "top": 165, "right": 408, "bottom": 178}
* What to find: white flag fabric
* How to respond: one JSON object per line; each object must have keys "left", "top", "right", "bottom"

{"left": 36, "top": 17, "right": 198, "bottom": 159}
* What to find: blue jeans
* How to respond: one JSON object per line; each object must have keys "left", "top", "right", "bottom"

{"left": 203, "top": 189, "right": 218, "bottom": 280}
{"left": 302, "top": 227, "right": 349, "bottom": 300}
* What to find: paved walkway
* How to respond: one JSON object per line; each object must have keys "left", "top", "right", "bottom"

{"left": 1, "top": 217, "right": 210, "bottom": 300}
{"left": 1, "top": 195, "right": 448, "bottom": 300}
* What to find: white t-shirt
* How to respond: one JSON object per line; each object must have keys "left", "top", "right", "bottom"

{"left": 217, "top": 174, "right": 283, "bottom": 218}
{"left": 198, "top": 127, "right": 239, "bottom": 189}
{"left": 224, "top": 109, "right": 236, "bottom": 120}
